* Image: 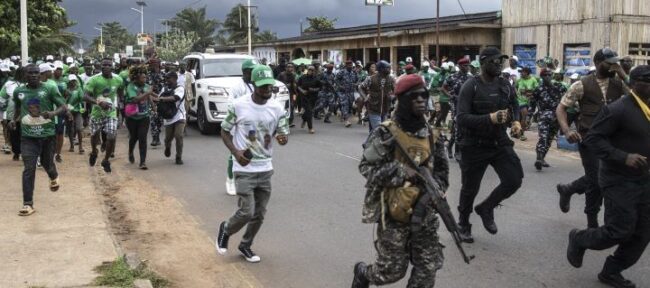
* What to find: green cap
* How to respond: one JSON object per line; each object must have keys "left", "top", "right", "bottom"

{"left": 398, "top": 61, "right": 406, "bottom": 66}
{"left": 242, "top": 59, "right": 258, "bottom": 70}
{"left": 251, "top": 65, "right": 276, "bottom": 87}
{"left": 470, "top": 60, "right": 480, "bottom": 68}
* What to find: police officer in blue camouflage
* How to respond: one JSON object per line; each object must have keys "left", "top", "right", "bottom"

{"left": 533, "top": 68, "right": 567, "bottom": 170}
{"left": 314, "top": 63, "right": 337, "bottom": 123}
{"left": 336, "top": 60, "right": 360, "bottom": 127}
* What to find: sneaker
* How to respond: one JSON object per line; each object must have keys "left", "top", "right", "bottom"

{"left": 49, "top": 177, "right": 60, "bottom": 192}
{"left": 18, "top": 205, "right": 35, "bottom": 216}
{"left": 216, "top": 221, "right": 229, "bottom": 255}
{"left": 68, "top": 147, "right": 75, "bottom": 152}
{"left": 175, "top": 157, "right": 183, "bottom": 165}
{"left": 238, "top": 245, "right": 261, "bottom": 263}
{"left": 345, "top": 120, "right": 352, "bottom": 127}
{"left": 598, "top": 272, "right": 636, "bottom": 288}
{"left": 12, "top": 154, "right": 19, "bottom": 161}
{"left": 37, "top": 158, "right": 41, "bottom": 167}
{"left": 89, "top": 153, "right": 97, "bottom": 166}
{"left": 151, "top": 138, "right": 160, "bottom": 147}
{"left": 225, "top": 178, "right": 236, "bottom": 196}
{"left": 2, "top": 144, "right": 10, "bottom": 154}
{"left": 519, "top": 134, "right": 527, "bottom": 141}
{"left": 55, "top": 154, "right": 62, "bottom": 163}
{"left": 164, "top": 146, "right": 171, "bottom": 158}
{"left": 101, "top": 160, "right": 112, "bottom": 173}
{"left": 139, "top": 163, "right": 148, "bottom": 170}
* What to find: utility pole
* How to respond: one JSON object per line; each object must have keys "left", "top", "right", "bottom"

{"left": 247, "top": 0, "right": 252, "bottom": 55}
{"left": 20, "top": 0, "right": 28, "bottom": 66}
{"left": 131, "top": 1, "right": 147, "bottom": 58}
{"left": 376, "top": 5, "right": 381, "bottom": 62}
{"left": 436, "top": 0, "right": 440, "bottom": 65}
{"left": 94, "top": 26, "right": 103, "bottom": 57}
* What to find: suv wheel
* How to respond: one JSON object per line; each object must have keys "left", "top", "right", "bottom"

{"left": 197, "top": 99, "right": 219, "bottom": 135}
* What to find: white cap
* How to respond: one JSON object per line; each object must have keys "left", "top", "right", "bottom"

{"left": 0, "top": 63, "right": 9, "bottom": 72}
{"left": 405, "top": 57, "right": 413, "bottom": 63}
{"left": 570, "top": 73, "right": 580, "bottom": 80}
{"left": 68, "top": 74, "right": 78, "bottom": 81}
{"left": 39, "top": 63, "right": 54, "bottom": 73}
{"left": 65, "top": 57, "right": 73, "bottom": 64}
{"left": 441, "top": 62, "right": 449, "bottom": 70}
{"left": 554, "top": 67, "right": 562, "bottom": 74}
{"left": 45, "top": 55, "right": 54, "bottom": 61}
{"left": 511, "top": 55, "right": 519, "bottom": 61}
{"left": 53, "top": 60, "right": 64, "bottom": 70}
{"left": 10, "top": 56, "right": 17, "bottom": 61}
{"left": 422, "top": 61, "right": 430, "bottom": 67}
{"left": 69, "top": 63, "right": 77, "bottom": 68}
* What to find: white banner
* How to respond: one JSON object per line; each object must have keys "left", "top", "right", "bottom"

{"left": 328, "top": 50, "right": 342, "bottom": 67}
{"left": 365, "top": 0, "right": 394, "bottom": 6}
{"left": 125, "top": 45, "right": 133, "bottom": 57}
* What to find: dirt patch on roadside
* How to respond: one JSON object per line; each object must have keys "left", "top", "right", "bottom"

{"left": 92, "top": 170, "right": 261, "bottom": 288}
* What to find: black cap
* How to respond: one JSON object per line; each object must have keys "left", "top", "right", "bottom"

{"left": 165, "top": 71, "right": 178, "bottom": 79}
{"left": 593, "top": 48, "right": 620, "bottom": 64}
{"left": 630, "top": 65, "right": 650, "bottom": 83}
{"left": 479, "top": 47, "right": 509, "bottom": 62}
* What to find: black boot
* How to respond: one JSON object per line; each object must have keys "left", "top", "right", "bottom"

{"left": 324, "top": 113, "right": 332, "bottom": 123}
{"left": 587, "top": 214, "right": 599, "bottom": 229}
{"left": 557, "top": 183, "right": 573, "bottom": 213}
{"left": 534, "top": 152, "right": 543, "bottom": 171}
{"left": 599, "top": 271, "right": 637, "bottom": 288}
{"left": 567, "top": 229, "right": 586, "bottom": 268}
{"left": 351, "top": 262, "right": 369, "bottom": 288}
{"left": 458, "top": 223, "right": 474, "bottom": 243}
{"left": 474, "top": 204, "right": 498, "bottom": 234}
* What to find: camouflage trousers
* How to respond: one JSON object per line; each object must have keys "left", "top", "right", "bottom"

{"left": 365, "top": 210, "right": 444, "bottom": 287}
{"left": 339, "top": 91, "right": 355, "bottom": 120}
{"left": 536, "top": 111, "right": 559, "bottom": 157}
{"left": 150, "top": 112, "right": 163, "bottom": 140}
{"left": 314, "top": 91, "right": 337, "bottom": 116}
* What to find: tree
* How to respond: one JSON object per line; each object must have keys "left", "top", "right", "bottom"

{"left": 157, "top": 32, "right": 198, "bottom": 62}
{"left": 166, "top": 6, "right": 220, "bottom": 52}
{"left": 0, "top": 0, "right": 75, "bottom": 58}
{"left": 89, "top": 22, "right": 136, "bottom": 56}
{"left": 304, "top": 16, "right": 337, "bottom": 33}
{"left": 255, "top": 30, "right": 277, "bottom": 43}
{"left": 218, "top": 4, "right": 259, "bottom": 45}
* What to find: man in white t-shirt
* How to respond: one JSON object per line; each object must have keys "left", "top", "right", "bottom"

{"left": 502, "top": 56, "right": 521, "bottom": 85}
{"left": 216, "top": 65, "right": 289, "bottom": 263}
{"left": 158, "top": 72, "right": 186, "bottom": 165}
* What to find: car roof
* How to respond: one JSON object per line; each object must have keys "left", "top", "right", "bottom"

{"left": 183, "top": 53, "right": 253, "bottom": 61}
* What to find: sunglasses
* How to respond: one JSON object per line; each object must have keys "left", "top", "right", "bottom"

{"left": 401, "top": 90, "right": 430, "bottom": 100}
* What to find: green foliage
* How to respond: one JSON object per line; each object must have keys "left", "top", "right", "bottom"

{"left": 166, "top": 6, "right": 220, "bottom": 52}
{"left": 304, "top": 16, "right": 337, "bottom": 33}
{"left": 87, "top": 22, "right": 137, "bottom": 57}
{"left": 94, "top": 257, "right": 169, "bottom": 288}
{"left": 0, "top": 0, "right": 75, "bottom": 58}
{"left": 218, "top": 4, "right": 259, "bottom": 45}
{"left": 157, "top": 32, "right": 198, "bottom": 62}
{"left": 255, "top": 30, "right": 278, "bottom": 43}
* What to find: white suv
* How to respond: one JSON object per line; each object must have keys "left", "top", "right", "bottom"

{"left": 183, "top": 53, "right": 290, "bottom": 134}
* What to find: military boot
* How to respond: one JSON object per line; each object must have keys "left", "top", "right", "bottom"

{"left": 458, "top": 223, "right": 474, "bottom": 243}
{"left": 324, "top": 113, "right": 332, "bottom": 123}
{"left": 474, "top": 204, "right": 498, "bottom": 234}
{"left": 598, "top": 272, "right": 637, "bottom": 288}
{"left": 557, "top": 183, "right": 573, "bottom": 213}
{"left": 534, "top": 152, "right": 543, "bottom": 171}
{"left": 567, "top": 229, "right": 586, "bottom": 268}
{"left": 351, "top": 262, "right": 369, "bottom": 288}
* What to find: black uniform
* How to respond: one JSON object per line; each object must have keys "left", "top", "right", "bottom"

{"left": 574, "top": 94, "right": 650, "bottom": 276}
{"left": 456, "top": 75, "right": 523, "bottom": 229}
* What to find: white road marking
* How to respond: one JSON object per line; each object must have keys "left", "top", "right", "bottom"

{"left": 336, "top": 152, "right": 361, "bottom": 161}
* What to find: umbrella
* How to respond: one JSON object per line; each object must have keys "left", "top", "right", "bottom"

{"left": 292, "top": 58, "right": 312, "bottom": 66}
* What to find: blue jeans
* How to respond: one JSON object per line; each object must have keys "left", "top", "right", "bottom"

{"left": 368, "top": 113, "right": 387, "bottom": 133}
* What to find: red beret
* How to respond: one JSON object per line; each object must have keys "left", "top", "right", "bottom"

{"left": 394, "top": 74, "right": 426, "bottom": 96}
{"left": 457, "top": 58, "right": 470, "bottom": 65}
{"left": 404, "top": 64, "right": 415, "bottom": 70}
{"left": 540, "top": 68, "right": 552, "bottom": 75}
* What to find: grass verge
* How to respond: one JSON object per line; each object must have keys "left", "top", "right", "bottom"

{"left": 93, "top": 256, "right": 169, "bottom": 288}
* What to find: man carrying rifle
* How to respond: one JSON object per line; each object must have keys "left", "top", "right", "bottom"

{"left": 352, "top": 74, "right": 449, "bottom": 288}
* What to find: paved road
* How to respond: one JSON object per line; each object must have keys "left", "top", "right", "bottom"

{"left": 127, "top": 120, "right": 650, "bottom": 288}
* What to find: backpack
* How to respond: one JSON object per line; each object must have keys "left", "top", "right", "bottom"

{"left": 157, "top": 85, "right": 184, "bottom": 119}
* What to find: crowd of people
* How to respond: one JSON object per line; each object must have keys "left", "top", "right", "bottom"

{"left": 0, "top": 54, "right": 192, "bottom": 215}
{"left": 2, "top": 45, "right": 649, "bottom": 288}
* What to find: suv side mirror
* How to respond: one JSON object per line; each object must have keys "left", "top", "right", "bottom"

{"left": 272, "top": 86, "right": 279, "bottom": 94}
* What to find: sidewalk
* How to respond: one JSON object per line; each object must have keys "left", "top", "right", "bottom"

{"left": 0, "top": 142, "right": 118, "bottom": 287}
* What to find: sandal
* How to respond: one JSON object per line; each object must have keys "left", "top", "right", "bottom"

{"left": 139, "top": 163, "right": 148, "bottom": 170}
{"left": 79, "top": 148, "right": 85, "bottom": 154}
{"left": 18, "top": 205, "right": 35, "bottom": 216}
{"left": 50, "top": 177, "right": 60, "bottom": 192}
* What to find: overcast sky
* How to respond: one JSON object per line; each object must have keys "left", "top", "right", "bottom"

{"left": 61, "top": 0, "right": 500, "bottom": 45}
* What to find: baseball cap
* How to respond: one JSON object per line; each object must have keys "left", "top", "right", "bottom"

{"left": 65, "top": 57, "right": 73, "bottom": 64}
{"left": 422, "top": 61, "right": 430, "bottom": 67}
{"left": 405, "top": 57, "right": 413, "bottom": 63}
{"left": 251, "top": 65, "right": 275, "bottom": 87}
{"left": 68, "top": 74, "right": 78, "bottom": 82}
{"left": 570, "top": 73, "right": 580, "bottom": 80}
{"left": 593, "top": 48, "right": 620, "bottom": 64}
{"left": 53, "top": 60, "right": 64, "bottom": 70}
{"left": 355, "top": 60, "right": 363, "bottom": 66}
{"left": 39, "top": 63, "right": 54, "bottom": 73}
{"left": 0, "top": 63, "right": 9, "bottom": 72}
{"left": 398, "top": 61, "right": 406, "bottom": 66}
{"left": 241, "top": 59, "right": 258, "bottom": 70}
{"left": 629, "top": 65, "right": 650, "bottom": 83}
{"left": 45, "top": 55, "right": 54, "bottom": 61}
{"left": 511, "top": 55, "right": 519, "bottom": 62}
{"left": 479, "top": 47, "right": 509, "bottom": 62}
{"left": 470, "top": 60, "right": 481, "bottom": 68}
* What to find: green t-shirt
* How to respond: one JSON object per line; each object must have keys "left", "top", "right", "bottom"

{"left": 84, "top": 74, "right": 124, "bottom": 119}
{"left": 432, "top": 72, "right": 449, "bottom": 103}
{"left": 53, "top": 77, "right": 68, "bottom": 94}
{"left": 516, "top": 77, "right": 539, "bottom": 106}
{"left": 124, "top": 82, "right": 151, "bottom": 120}
{"left": 13, "top": 83, "right": 65, "bottom": 138}
{"left": 66, "top": 86, "right": 85, "bottom": 113}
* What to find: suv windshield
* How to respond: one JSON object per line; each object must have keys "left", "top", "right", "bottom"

{"left": 203, "top": 58, "right": 246, "bottom": 78}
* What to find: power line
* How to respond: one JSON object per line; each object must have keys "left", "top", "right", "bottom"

{"left": 457, "top": 0, "right": 468, "bottom": 19}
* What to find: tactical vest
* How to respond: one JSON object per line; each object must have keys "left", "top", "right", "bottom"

{"left": 460, "top": 77, "right": 514, "bottom": 143}
{"left": 578, "top": 74, "right": 624, "bottom": 134}
{"left": 367, "top": 75, "right": 393, "bottom": 115}
{"left": 382, "top": 121, "right": 432, "bottom": 223}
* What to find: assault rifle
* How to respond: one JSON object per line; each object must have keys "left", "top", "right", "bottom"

{"left": 393, "top": 136, "right": 474, "bottom": 264}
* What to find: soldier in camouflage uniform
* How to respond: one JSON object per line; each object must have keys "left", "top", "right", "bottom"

{"left": 336, "top": 60, "right": 360, "bottom": 127}
{"left": 442, "top": 58, "right": 472, "bottom": 160}
{"left": 147, "top": 58, "right": 165, "bottom": 146}
{"left": 352, "top": 74, "right": 448, "bottom": 288}
{"left": 313, "top": 63, "right": 337, "bottom": 123}
{"left": 532, "top": 68, "right": 567, "bottom": 170}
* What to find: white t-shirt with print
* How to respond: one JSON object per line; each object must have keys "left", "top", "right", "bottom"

{"left": 163, "top": 86, "right": 186, "bottom": 126}
{"left": 230, "top": 78, "right": 255, "bottom": 100}
{"left": 221, "top": 94, "right": 290, "bottom": 173}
